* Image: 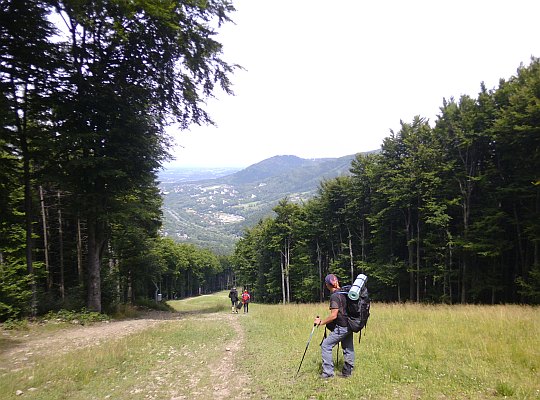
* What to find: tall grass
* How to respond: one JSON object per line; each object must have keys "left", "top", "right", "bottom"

{"left": 240, "top": 302, "right": 540, "bottom": 399}
{"left": 0, "top": 294, "right": 538, "bottom": 399}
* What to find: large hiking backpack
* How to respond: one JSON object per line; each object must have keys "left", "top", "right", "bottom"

{"left": 340, "top": 287, "right": 370, "bottom": 332}
{"left": 339, "top": 275, "right": 371, "bottom": 339}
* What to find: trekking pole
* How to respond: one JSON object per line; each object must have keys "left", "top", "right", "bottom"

{"left": 295, "top": 315, "right": 319, "bottom": 377}
{"left": 336, "top": 341, "right": 340, "bottom": 368}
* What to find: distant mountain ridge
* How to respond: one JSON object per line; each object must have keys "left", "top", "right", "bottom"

{"left": 224, "top": 155, "right": 323, "bottom": 183}
{"left": 223, "top": 154, "right": 354, "bottom": 185}
{"left": 159, "top": 153, "right": 361, "bottom": 254}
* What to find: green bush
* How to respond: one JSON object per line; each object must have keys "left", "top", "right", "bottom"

{"left": 42, "top": 308, "right": 110, "bottom": 325}
{"left": 1, "top": 317, "right": 29, "bottom": 330}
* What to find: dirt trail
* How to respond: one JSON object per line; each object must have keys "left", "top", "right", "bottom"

{"left": 170, "top": 312, "right": 249, "bottom": 400}
{"left": 0, "top": 310, "right": 250, "bottom": 399}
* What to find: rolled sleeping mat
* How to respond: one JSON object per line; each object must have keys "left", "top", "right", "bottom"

{"left": 348, "top": 274, "right": 367, "bottom": 300}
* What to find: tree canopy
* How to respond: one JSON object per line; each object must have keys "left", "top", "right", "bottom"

{"left": 233, "top": 58, "right": 540, "bottom": 305}
{"left": 0, "top": 0, "right": 237, "bottom": 318}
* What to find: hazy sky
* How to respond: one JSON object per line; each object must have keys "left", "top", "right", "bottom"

{"left": 165, "top": 0, "right": 539, "bottom": 168}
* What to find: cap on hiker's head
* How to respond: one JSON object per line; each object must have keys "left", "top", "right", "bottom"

{"left": 325, "top": 274, "right": 337, "bottom": 286}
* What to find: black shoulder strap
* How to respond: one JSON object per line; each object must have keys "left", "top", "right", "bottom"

{"left": 337, "top": 291, "right": 348, "bottom": 315}
{"left": 320, "top": 325, "right": 327, "bottom": 345}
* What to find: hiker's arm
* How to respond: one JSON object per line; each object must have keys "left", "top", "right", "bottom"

{"left": 314, "top": 308, "right": 338, "bottom": 326}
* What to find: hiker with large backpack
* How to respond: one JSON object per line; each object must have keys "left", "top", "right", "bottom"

{"left": 314, "top": 274, "right": 355, "bottom": 379}
{"left": 314, "top": 273, "right": 370, "bottom": 379}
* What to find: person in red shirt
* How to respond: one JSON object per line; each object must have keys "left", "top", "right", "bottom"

{"left": 241, "top": 289, "right": 251, "bottom": 313}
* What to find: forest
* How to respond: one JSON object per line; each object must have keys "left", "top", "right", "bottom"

{"left": 1, "top": 1, "right": 539, "bottom": 322}
{"left": 233, "top": 59, "right": 540, "bottom": 305}
{"left": 0, "top": 0, "right": 237, "bottom": 320}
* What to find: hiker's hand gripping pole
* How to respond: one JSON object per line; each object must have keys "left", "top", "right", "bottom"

{"left": 295, "top": 315, "right": 319, "bottom": 377}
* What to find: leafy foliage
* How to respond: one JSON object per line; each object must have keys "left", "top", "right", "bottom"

{"left": 0, "top": 0, "right": 238, "bottom": 317}
{"left": 234, "top": 58, "right": 540, "bottom": 305}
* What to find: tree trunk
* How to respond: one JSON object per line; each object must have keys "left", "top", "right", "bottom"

{"left": 285, "top": 240, "right": 291, "bottom": 303}
{"left": 535, "top": 190, "right": 539, "bottom": 271}
{"left": 317, "top": 241, "right": 323, "bottom": 302}
{"left": 86, "top": 217, "right": 103, "bottom": 312}
{"left": 127, "top": 269, "right": 133, "bottom": 304}
{"left": 77, "top": 218, "right": 84, "bottom": 285}
{"left": 24, "top": 156, "right": 37, "bottom": 316}
{"left": 458, "top": 174, "right": 473, "bottom": 304}
{"left": 416, "top": 219, "right": 421, "bottom": 302}
{"left": 447, "top": 230, "right": 453, "bottom": 304}
{"left": 39, "top": 186, "right": 51, "bottom": 291}
{"left": 15, "top": 81, "right": 37, "bottom": 316}
{"left": 405, "top": 208, "right": 415, "bottom": 301}
{"left": 280, "top": 251, "right": 286, "bottom": 304}
{"left": 57, "top": 191, "right": 65, "bottom": 300}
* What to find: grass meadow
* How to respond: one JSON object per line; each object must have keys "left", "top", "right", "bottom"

{"left": 245, "top": 300, "right": 539, "bottom": 399}
{"left": 0, "top": 292, "right": 538, "bottom": 399}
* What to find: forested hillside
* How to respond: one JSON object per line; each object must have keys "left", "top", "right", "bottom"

{"left": 233, "top": 59, "right": 540, "bottom": 306}
{"left": 159, "top": 154, "right": 358, "bottom": 253}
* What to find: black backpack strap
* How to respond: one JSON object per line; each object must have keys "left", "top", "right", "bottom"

{"left": 320, "top": 325, "right": 327, "bottom": 346}
{"left": 358, "top": 321, "right": 368, "bottom": 343}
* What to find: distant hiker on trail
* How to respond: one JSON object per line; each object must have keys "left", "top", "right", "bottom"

{"left": 314, "top": 274, "right": 354, "bottom": 379}
{"left": 241, "top": 289, "right": 251, "bottom": 313}
{"left": 229, "top": 287, "right": 239, "bottom": 314}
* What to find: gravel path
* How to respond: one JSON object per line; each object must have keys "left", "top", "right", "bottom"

{"left": 0, "top": 310, "right": 250, "bottom": 399}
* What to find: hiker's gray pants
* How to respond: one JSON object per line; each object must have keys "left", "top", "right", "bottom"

{"left": 321, "top": 325, "right": 354, "bottom": 377}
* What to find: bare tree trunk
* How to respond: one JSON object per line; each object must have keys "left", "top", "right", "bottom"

{"left": 108, "top": 243, "right": 119, "bottom": 304}
{"left": 404, "top": 208, "right": 415, "bottom": 301}
{"left": 39, "top": 186, "right": 51, "bottom": 291}
{"left": 25, "top": 168, "right": 37, "bottom": 317}
{"left": 86, "top": 217, "right": 103, "bottom": 312}
{"left": 127, "top": 269, "right": 133, "bottom": 304}
{"left": 76, "top": 218, "right": 83, "bottom": 285}
{"left": 57, "top": 191, "right": 65, "bottom": 301}
{"left": 286, "top": 239, "right": 291, "bottom": 303}
{"left": 280, "top": 250, "right": 286, "bottom": 304}
{"left": 446, "top": 230, "right": 453, "bottom": 304}
{"left": 416, "top": 219, "right": 421, "bottom": 302}
{"left": 15, "top": 82, "right": 37, "bottom": 316}
{"left": 535, "top": 190, "right": 540, "bottom": 271}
